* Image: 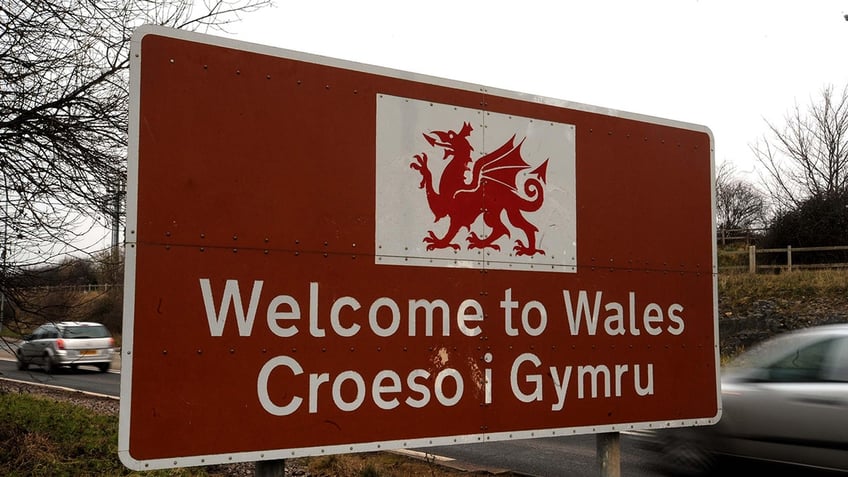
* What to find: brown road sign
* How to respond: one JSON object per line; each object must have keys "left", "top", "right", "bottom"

{"left": 120, "top": 25, "right": 719, "bottom": 470}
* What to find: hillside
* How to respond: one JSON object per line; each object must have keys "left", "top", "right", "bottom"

{"left": 718, "top": 269, "right": 848, "bottom": 356}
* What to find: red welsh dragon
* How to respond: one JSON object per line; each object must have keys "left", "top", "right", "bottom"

{"left": 410, "top": 122, "right": 548, "bottom": 256}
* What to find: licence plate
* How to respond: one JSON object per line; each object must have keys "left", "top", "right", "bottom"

{"left": 79, "top": 350, "right": 97, "bottom": 356}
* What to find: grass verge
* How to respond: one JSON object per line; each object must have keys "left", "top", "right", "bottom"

{"left": 718, "top": 269, "right": 848, "bottom": 305}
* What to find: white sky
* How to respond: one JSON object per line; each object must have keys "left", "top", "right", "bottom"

{"left": 88, "top": 1, "right": 848, "bottom": 255}
{"left": 221, "top": 0, "right": 848, "bottom": 180}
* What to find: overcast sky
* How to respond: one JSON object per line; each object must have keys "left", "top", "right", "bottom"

{"left": 222, "top": 0, "right": 848, "bottom": 180}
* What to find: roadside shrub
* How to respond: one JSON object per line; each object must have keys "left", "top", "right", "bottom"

{"left": 761, "top": 191, "right": 848, "bottom": 265}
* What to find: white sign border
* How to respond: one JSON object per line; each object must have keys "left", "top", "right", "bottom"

{"left": 121, "top": 24, "right": 719, "bottom": 471}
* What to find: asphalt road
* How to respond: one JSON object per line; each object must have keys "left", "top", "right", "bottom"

{"left": 0, "top": 358, "right": 120, "bottom": 397}
{"left": 418, "top": 434, "right": 666, "bottom": 477}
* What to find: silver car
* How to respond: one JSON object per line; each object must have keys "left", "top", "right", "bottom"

{"left": 16, "top": 321, "right": 116, "bottom": 373}
{"left": 635, "top": 323, "right": 848, "bottom": 474}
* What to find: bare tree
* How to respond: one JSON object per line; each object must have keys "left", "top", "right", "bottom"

{"left": 0, "top": 0, "right": 271, "bottom": 334}
{"left": 752, "top": 84, "right": 848, "bottom": 211}
{"left": 715, "top": 161, "right": 767, "bottom": 236}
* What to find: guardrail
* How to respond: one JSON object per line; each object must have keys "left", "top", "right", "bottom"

{"left": 721, "top": 245, "right": 848, "bottom": 273}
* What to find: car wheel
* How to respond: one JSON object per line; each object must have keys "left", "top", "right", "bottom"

{"left": 97, "top": 363, "right": 109, "bottom": 373}
{"left": 44, "top": 356, "right": 56, "bottom": 374}
{"left": 16, "top": 351, "right": 28, "bottom": 371}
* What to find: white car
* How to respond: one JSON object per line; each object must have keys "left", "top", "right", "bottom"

{"left": 634, "top": 324, "right": 848, "bottom": 474}
{"left": 16, "top": 321, "right": 116, "bottom": 373}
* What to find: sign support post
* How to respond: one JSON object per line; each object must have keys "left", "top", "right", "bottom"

{"left": 596, "top": 432, "right": 621, "bottom": 477}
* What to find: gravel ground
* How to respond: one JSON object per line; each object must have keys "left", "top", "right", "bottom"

{"left": 718, "top": 296, "right": 848, "bottom": 356}
{"left": 0, "top": 378, "right": 120, "bottom": 415}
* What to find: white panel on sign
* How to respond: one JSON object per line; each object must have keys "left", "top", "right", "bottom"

{"left": 375, "top": 94, "right": 577, "bottom": 273}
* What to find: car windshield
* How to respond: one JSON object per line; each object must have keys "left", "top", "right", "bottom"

{"left": 726, "top": 332, "right": 822, "bottom": 370}
{"left": 725, "top": 330, "right": 843, "bottom": 382}
{"left": 62, "top": 325, "right": 110, "bottom": 339}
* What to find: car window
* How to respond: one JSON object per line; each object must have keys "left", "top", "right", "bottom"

{"left": 62, "top": 325, "right": 110, "bottom": 339}
{"left": 824, "top": 337, "right": 848, "bottom": 382}
{"left": 729, "top": 332, "right": 819, "bottom": 370}
{"left": 31, "top": 326, "right": 46, "bottom": 339}
{"left": 764, "top": 337, "right": 838, "bottom": 383}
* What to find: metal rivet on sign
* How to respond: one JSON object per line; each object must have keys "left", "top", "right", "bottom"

{"left": 169, "top": 58, "right": 174, "bottom": 63}
{"left": 232, "top": 234, "right": 238, "bottom": 241}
